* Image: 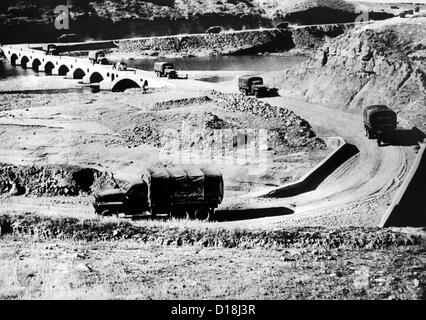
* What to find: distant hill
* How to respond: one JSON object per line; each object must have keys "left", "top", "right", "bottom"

{"left": 0, "top": 0, "right": 394, "bottom": 43}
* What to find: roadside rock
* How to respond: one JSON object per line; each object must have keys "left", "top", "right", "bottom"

{"left": 0, "top": 163, "right": 119, "bottom": 197}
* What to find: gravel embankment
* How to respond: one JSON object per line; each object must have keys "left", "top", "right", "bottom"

{"left": 0, "top": 214, "right": 423, "bottom": 250}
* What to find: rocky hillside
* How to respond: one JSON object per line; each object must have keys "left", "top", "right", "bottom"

{"left": 0, "top": 0, "right": 393, "bottom": 44}
{"left": 271, "top": 17, "right": 426, "bottom": 133}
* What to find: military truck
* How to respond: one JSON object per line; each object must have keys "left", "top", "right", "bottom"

{"left": 89, "top": 50, "right": 109, "bottom": 65}
{"left": 363, "top": 105, "right": 397, "bottom": 146}
{"left": 42, "top": 44, "right": 59, "bottom": 56}
{"left": 238, "top": 75, "right": 269, "bottom": 98}
{"left": 154, "top": 62, "right": 177, "bottom": 79}
{"left": 93, "top": 166, "right": 224, "bottom": 221}
{"left": 113, "top": 61, "right": 128, "bottom": 71}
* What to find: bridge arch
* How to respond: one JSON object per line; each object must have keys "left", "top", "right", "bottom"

{"left": 44, "top": 61, "right": 55, "bottom": 75}
{"left": 89, "top": 72, "right": 104, "bottom": 84}
{"left": 10, "top": 54, "right": 19, "bottom": 66}
{"left": 73, "top": 68, "right": 86, "bottom": 79}
{"left": 58, "top": 65, "right": 70, "bottom": 76}
{"left": 20, "top": 56, "right": 30, "bottom": 69}
{"left": 112, "top": 79, "right": 141, "bottom": 92}
{"left": 32, "top": 59, "right": 42, "bottom": 72}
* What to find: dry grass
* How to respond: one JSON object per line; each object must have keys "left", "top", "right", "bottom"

{"left": 0, "top": 236, "right": 424, "bottom": 300}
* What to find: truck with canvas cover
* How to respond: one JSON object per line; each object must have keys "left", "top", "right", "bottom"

{"left": 89, "top": 50, "right": 108, "bottom": 65}
{"left": 93, "top": 166, "right": 224, "bottom": 221}
{"left": 238, "top": 75, "right": 269, "bottom": 98}
{"left": 363, "top": 105, "right": 397, "bottom": 146}
{"left": 154, "top": 61, "right": 177, "bottom": 79}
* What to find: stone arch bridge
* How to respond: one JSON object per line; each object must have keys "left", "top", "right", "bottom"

{"left": 1, "top": 45, "right": 151, "bottom": 92}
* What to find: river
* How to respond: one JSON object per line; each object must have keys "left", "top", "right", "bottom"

{"left": 0, "top": 54, "right": 307, "bottom": 91}
{"left": 124, "top": 54, "right": 307, "bottom": 73}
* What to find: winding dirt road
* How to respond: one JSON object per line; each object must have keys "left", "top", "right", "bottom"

{"left": 223, "top": 95, "right": 416, "bottom": 228}
{"left": 0, "top": 68, "right": 417, "bottom": 228}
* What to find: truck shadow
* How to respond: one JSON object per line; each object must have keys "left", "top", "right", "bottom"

{"left": 381, "top": 127, "right": 426, "bottom": 147}
{"left": 213, "top": 207, "right": 294, "bottom": 222}
{"left": 264, "top": 88, "right": 280, "bottom": 97}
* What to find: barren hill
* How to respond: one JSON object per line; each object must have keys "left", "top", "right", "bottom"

{"left": 0, "top": 0, "right": 394, "bottom": 43}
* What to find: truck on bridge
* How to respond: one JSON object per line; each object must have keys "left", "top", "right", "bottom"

{"left": 42, "top": 44, "right": 59, "bottom": 56}
{"left": 93, "top": 166, "right": 224, "bottom": 221}
{"left": 363, "top": 105, "right": 397, "bottom": 146}
{"left": 88, "top": 50, "right": 109, "bottom": 65}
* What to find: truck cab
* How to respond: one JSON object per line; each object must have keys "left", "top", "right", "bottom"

{"left": 113, "top": 61, "right": 128, "bottom": 71}
{"left": 89, "top": 50, "right": 109, "bottom": 65}
{"left": 154, "top": 62, "right": 177, "bottom": 79}
{"left": 238, "top": 75, "right": 268, "bottom": 98}
{"left": 93, "top": 180, "right": 149, "bottom": 216}
{"left": 363, "top": 105, "right": 397, "bottom": 146}
{"left": 43, "top": 44, "right": 59, "bottom": 56}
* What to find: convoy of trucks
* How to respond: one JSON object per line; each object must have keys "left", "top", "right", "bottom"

{"left": 31, "top": 43, "right": 403, "bottom": 221}
{"left": 93, "top": 166, "right": 224, "bottom": 221}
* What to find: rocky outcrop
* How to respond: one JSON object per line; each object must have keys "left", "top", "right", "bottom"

{"left": 0, "top": 0, "right": 269, "bottom": 44}
{"left": 206, "top": 91, "right": 325, "bottom": 150}
{"left": 0, "top": 0, "right": 393, "bottom": 44}
{"left": 117, "top": 29, "right": 294, "bottom": 57}
{"left": 115, "top": 24, "right": 355, "bottom": 57}
{"left": 0, "top": 163, "right": 119, "bottom": 196}
{"left": 271, "top": 18, "right": 426, "bottom": 132}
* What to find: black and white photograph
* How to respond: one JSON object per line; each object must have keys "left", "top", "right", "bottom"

{"left": 0, "top": 0, "right": 424, "bottom": 304}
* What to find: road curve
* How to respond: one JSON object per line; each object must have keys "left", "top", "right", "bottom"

{"left": 0, "top": 61, "right": 416, "bottom": 228}
{"left": 221, "top": 95, "right": 415, "bottom": 228}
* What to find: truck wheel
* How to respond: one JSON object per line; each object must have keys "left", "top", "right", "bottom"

{"left": 377, "top": 138, "right": 382, "bottom": 146}
{"left": 255, "top": 91, "right": 260, "bottom": 98}
{"left": 194, "top": 208, "right": 211, "bottom": 222}
{"left": 172, "top": 209, "right": 190, "bottom": 220}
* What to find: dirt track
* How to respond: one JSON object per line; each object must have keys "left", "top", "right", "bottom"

{"left": 236, "top": 95, "right": 416, "bottom": 227}
{"left": 0, "top": 64, "right": 419, "bottom": 228}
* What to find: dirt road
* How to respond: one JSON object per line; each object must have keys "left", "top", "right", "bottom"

{"left": 0, "top": 66, "right": 418, "bottom": 228}
{"left": 226, "top": 95, "right": 416, "bottom": 227}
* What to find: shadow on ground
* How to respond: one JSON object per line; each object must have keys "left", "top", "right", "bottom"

{"left": 214, "top": 207, "right": 294, "bottom": 222}
{"left": 380, "top": 127, "right": 426, "bottom": 147}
